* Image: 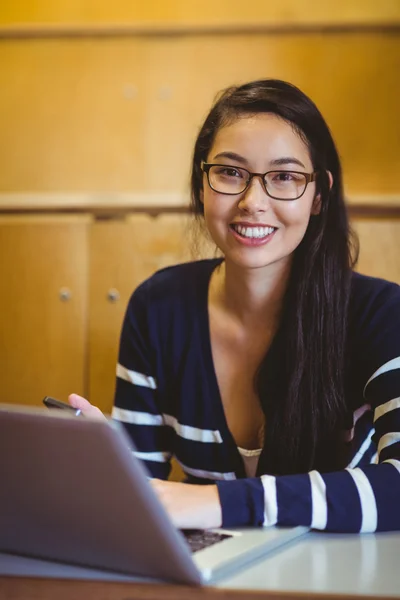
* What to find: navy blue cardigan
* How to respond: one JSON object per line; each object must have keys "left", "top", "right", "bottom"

{"left": 112, "top": 259, "right": 400, "bottom": 532}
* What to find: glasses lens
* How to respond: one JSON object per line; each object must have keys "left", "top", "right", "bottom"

{"left": 208, "top": 165, "right": 249, "bottom": 194}
{"left": 264, "top": 171, "right": 307, "bottom": 199}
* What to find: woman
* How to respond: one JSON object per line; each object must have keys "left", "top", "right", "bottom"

{"left": 70, "top": 79, "right": 400, "bottom": 532}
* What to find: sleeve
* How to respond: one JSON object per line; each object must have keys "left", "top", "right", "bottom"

{"left": 112, "top": 283, "right": 172, "bottom": 480}
{"left": 216, "top": 284, "right": 400, "bottom": 533}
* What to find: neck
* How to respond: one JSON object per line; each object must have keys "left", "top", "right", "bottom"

{"left": 212, "top": 258, "right": 292, "bottom": 328}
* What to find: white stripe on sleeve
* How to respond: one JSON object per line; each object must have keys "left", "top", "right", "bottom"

{"left": 261, "top": 475, "right": 278, "bottom": 526}
{"left": 163, "top": 414, "right": 223, "bottom": 443}
{"left": 309, "top": 470, "right": 327, "bottom": 530}
{"left": 347, "top": 429, "right": 375, "bottom": 469}
{"left": 377, "top": 432, "right": 400, "bottom": 455}
{"left": 374, "top": 397, "right": 400, "bottom": 422}
{"left": 117, "top": 363, "right": 157, "bottom": 389}
{"left": 112, "top": 407, "right": 163, "bottom": 425}
{"left": 370, "top": 452, "right": 378, "bottom": 464}
{"left": 364, "top": 356, "right": 400, "bottom": 395}
{"left": 346, "top": 468, "right": 377, "bottom": 532}
{"left": 133, "top": 450, "right": 171, "bottom": 463}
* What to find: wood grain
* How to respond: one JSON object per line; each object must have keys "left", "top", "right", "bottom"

{"left": 0, "top": 33, "right": 399, "bottom": 196}
{"left": 0, "top": 214, "right": 91, "bottom": 406}
{"left": 88, "top": 213, "right": 197, "bottom": 413}
{"left": 1, "top": 0, "right": 399, "bottom": 28}
{"left": 0, "top": 575, "right": 394, "bottom": 600}
{"left": 352, "top": 217, "right": 400, "bottom": 283}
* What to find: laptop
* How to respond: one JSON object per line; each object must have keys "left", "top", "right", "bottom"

{"left": 0, "top": 404, "right": 308, "bottom": 585}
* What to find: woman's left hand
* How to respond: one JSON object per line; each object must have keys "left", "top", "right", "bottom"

{"left": 150, "top": 479, "right": 223, "bottom": 530}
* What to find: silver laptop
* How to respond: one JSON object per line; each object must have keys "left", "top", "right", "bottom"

{"left": 0, "top": 404, "right": 308, "bottom": 585}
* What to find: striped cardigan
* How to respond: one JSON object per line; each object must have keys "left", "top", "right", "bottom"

{"left": 112, "top": 259, "right": 400, "bottom": 532}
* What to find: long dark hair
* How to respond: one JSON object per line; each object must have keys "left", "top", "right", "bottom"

{"left": 190, "top": 79, "right": 358, "bottom": 474}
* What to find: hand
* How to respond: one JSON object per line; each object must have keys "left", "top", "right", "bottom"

{"left": 150, "top": 479, "right": 222, "bottom": 530}
{"left": 68, "top": 393, "right": 106, "bottom": 420}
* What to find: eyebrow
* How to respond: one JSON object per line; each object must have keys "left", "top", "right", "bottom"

{"left": 212, "top": 152, "right": 306, "bottom": 170}
{"left": 270, "top": 157, "right": 306, "bottom": 169}
{"left": 212, "top": 151, "right": 248, "bottom": 164}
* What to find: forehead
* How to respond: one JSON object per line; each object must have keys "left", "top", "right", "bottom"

{"left": 209, "top": 113, "right": 312, "bottom": 167}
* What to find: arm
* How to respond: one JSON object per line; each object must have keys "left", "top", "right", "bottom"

{"left": 216, "top": 283, "right": 400, "bottom": 533}
{"left": 216, "top": 379, "right": 400, "bottom": 533}
{"left": 157, "top": 356, "right": 399, "bottom": 532}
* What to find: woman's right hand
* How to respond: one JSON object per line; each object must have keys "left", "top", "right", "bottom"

{"left": 68, "top": 393, "right": 106, "bottom": 420}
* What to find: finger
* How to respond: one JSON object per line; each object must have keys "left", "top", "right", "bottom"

{"left": 68, "top": 393, "right": 106, "bottom": 420}
{"left": 68, "top": 393, "right": 92, "bottom": 410}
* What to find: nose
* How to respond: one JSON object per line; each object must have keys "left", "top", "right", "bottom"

{"left": 237, "top": 175, "right": 271, "bottom": 213}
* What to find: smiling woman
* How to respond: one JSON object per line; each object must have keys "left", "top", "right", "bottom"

{"left": 199, "top": 112, "right": 321, "bottom": 271}
{"left": 70, "top": 79, "right": 400, "bottom": 533}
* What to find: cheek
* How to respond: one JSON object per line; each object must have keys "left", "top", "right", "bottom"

{"left": 275, "top": 198, "right": 314, "bottom": 227}
{"left": 203, "top": 193, "right": 232, "bottom": 224}
{"left": 202, "top": 197, "right": 220, "bottom": 236}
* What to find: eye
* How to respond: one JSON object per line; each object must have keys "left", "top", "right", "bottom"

{"left": 214, "top": 166, "right": 244, "bottom": 179}
{"left": 270, "top": 171, "right": 304, "bottom": 184}
{"left": 273, "top": 172, "right": 294, "bottom": 182}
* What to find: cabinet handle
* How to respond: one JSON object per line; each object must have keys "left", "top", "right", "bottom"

{"left": 107, "top": 288, "right": 120, "bottom": 303}
{"left": 59, "top": 287, "right": 72, "bottom": 302}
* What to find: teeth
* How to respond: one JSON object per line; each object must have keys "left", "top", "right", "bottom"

{"left": 233, "top": 225, "right": 275, "bottom": 239}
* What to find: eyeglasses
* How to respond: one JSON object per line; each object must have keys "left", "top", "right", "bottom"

{"left": 201, "top": 162, "right": 317, "bottom": 201}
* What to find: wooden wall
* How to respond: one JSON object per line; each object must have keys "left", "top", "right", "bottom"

{"left": 1, "top": 1, "right": 399, "bottom": 28}
{"left": 0, "top": 1, "right": 399, "bottom": 202}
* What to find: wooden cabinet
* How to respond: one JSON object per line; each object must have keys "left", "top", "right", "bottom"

{"left": 352, "top": 217, "right": 400, "bottom": 283}
{"left": 0, "top": 213, "right": 195, "bottom": 410}
{"left": 0, "top": 215, "right": 90, "bottom": 406}
{"left": 88, "top": 213, "right": 195, "bottom": 413}
{"left": 1, "top": 212, "right": 399, "bottom": 415}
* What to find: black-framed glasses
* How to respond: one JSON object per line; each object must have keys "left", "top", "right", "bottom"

{"left": 201, "top": 162, "right": 317, "bottom": 201}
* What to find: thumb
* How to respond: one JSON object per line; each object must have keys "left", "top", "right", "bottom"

{"left": 68, "top": 393, "right": 106, "bottom": 420}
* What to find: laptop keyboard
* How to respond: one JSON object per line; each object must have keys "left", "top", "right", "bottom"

{"left": 181, "top": 529, "right": 232, "bottom": 553}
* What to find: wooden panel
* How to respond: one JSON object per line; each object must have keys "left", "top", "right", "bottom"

{"left": 352, "top": 217, "right": 400, "bottom": 283}
{"left": 0, "top": 193, "right": 400, "bottom": 212}
{"left": 0, "top": 215, "right": 90, "bottom": 406}
{"left": 4, "top": 574, "right": 396, "bottom": 600}
{"left": 88, "top": 213, "right": 198, "bottom": 414}
{"left": 1, "top": 0, "right": 399, "bottom": 28}
{"left": 0, "top": 33, "right": 399, "bottom": 197}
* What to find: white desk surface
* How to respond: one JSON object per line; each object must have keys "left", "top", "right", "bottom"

{"left": 220, "top": 531, "right": 400, "bottom": 598}
{"left": 1, "top": 531, "right": 400, "bottom": 599}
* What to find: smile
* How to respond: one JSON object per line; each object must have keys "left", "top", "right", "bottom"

{"left": 230, "top": 224, "right": 276, "bottom": 239}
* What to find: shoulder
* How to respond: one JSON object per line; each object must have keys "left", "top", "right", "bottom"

{"left": 348, "top": 272, "right": 400, "bottom": 379}
{"left": 349, "top": 272, "right": 400, "bottom": 329}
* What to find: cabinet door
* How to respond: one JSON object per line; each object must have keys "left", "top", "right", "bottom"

{"left": 352, "top": 216, "right": 400, "bottom": 283}
{"left": 0, "top": 215, "right": 90, "bottom": 406}
{"left": 88, "top": 213, "right": 203, "bottom": 413}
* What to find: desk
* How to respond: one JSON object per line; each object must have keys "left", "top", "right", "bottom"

{"left": 1, "top": 532, "right": 399, "bottom": 600}
{"left": 220, "top": 531, "right": 400, "bottom": 598}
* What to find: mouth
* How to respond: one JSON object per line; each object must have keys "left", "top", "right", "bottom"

{"left": 229, "top": 223, "right": 277, "bottom": 242}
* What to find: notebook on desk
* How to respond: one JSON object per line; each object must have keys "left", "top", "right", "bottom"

{"left": 0, "top": 404, "right": 308, "bottom": 585}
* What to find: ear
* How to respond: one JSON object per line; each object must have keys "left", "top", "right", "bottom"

{"left": 200, "top": 188, "right": 204, "bottom": 204}
{"left": 311, "top": 170, "right": 333, "bottom": 215}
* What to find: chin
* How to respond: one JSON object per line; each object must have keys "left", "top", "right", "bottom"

{"left": 225, "top": 251, "right": 288, "bottom": 271}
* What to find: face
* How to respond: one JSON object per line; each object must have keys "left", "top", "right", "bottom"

{"left": 201, "top": 113, "right": 319, "bottom": 273}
